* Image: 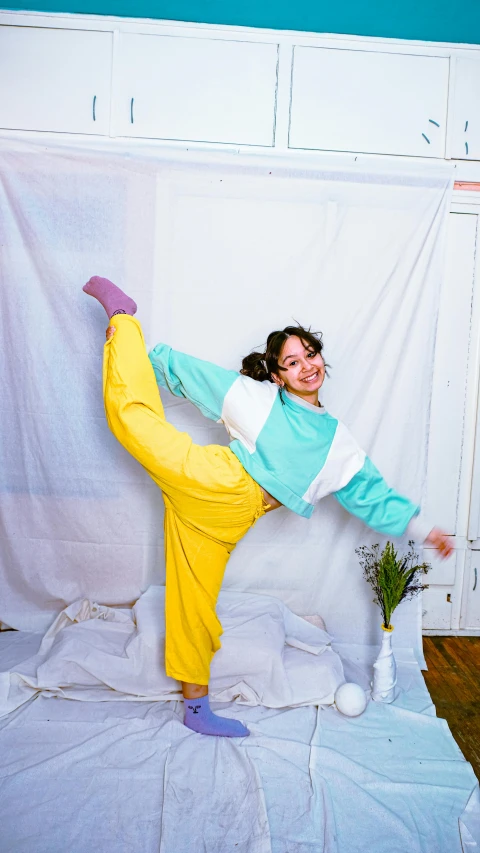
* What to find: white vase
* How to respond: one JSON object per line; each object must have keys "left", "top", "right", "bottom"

{"left": 372, "top": 624, "right": 397, "bottom": 703}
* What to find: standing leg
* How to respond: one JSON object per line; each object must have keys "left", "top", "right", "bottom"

{"left": 163, "top": 503, "right": 230, "bottom": 684}
{"left": 164, "top": 498, "right": 251, "bottom": 737}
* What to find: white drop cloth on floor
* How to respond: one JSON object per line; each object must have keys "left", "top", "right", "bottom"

{"left": 0, "top": 654, "right": 477, "bottom": 853}
{"left": 0, "top": 591, "right": 478, "bottom": 852}
{"left": 0, "top": 587, "right": 344, "bottom": 715}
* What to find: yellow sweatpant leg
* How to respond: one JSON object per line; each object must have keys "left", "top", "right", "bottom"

{"left": 103, "top": 314, "right": 265, "bottom": 685}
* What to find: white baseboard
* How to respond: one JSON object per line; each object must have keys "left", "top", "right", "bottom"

{"left": 422, "top": 628, "right": 480, "bottom": 636}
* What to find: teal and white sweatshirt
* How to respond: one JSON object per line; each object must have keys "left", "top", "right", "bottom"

{"left": 149, "top": 344, "right": 432, "bottom": 541}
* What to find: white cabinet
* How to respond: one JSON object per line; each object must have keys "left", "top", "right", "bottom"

{"left": 422, "top": 549, "right": 457, "bottom": 630}
{"left": 0, "top": 25, "right": 112, "bottom": 135}
{"left": 450, "top": 58, "right": 480, "bottom": 160}
{"left": 289, "top": 46, "right": 449, "bottom": 158}
{"left": 462, "top": 551, "right": 480, "bottom": 628}
{"left": 422, "top": 587, "right": 454, "bottom": 630}
{"left": 112, "top": 33, "right": 278, "bottom": 146}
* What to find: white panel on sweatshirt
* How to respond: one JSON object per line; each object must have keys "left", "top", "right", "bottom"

{"left": 302, "top": 421, "right": 366, "bottom": 504}
{"left": 221, "top": 376, "right": 279, "bottom": 453}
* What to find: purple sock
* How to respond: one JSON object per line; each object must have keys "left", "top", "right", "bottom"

{"left": 184, "top": 695, "right": 250, "bottom": 738}
{"left": 83, "top": 276, "right": 137, "bottom": 319}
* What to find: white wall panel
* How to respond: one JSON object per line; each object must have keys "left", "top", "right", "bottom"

{"left": 0, "top": 26, "right": 112, "bottom": 135}
{"left": 423, "top": 213, "right": 477, "bottom": 534}
{"left": 289, "top": 47, "right": 449, "bottom": 158}
{"left": 113, "top": 33, "right": 278, "bottom": 146}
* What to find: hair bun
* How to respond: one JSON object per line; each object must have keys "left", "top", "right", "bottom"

{"left": 240, "top": 351, "right": 269, "bottom": 382}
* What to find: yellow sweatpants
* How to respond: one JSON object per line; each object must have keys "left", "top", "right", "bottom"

{"left": 103, "top": 315, "right": 266, "bottom": 685}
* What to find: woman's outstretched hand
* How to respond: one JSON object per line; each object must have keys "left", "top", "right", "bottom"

{"left": 425, "top": 527, "right": 454, "bottom": 559}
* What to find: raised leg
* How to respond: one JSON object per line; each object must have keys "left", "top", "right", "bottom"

{"left": 103, "top": 314, "right": 198, "bottom": 493}
{"left": 83, "top": 275, "right": 137, "bottom": 319}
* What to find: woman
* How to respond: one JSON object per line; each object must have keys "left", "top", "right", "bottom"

{"left": 84, "top": 275, "right": 453, "bottom": 738}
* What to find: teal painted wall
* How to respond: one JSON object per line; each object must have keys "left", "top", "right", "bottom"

{"left": 1, "top": 0, "right": 479, "bottom": 45}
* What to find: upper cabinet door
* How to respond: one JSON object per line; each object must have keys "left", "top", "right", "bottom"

{"left": 113, "top": 33, "right": 278, "bottom": 146}
{"left": 450, "top": 58, "right": 480, "bottom": 160}
{"left": 289, "top": 47, "right": 449, "bottom": 158}
{"left": 0, "top": 26, "right": 112, "bottom": 135}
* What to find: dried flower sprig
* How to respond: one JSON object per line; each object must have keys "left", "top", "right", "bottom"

{"left": 355, "top": 540, "right": 431, "bottom": 630}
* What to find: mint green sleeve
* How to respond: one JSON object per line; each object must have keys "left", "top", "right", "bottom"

{"left": 332, "top": 456, "right": 420, "bottom": 537}
{"left": 148, "top": 343, "right": 239, "bottom": 422}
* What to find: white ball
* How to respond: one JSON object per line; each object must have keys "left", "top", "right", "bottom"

{"left": 334, "top": 682, "right": 368, "bottom": 717}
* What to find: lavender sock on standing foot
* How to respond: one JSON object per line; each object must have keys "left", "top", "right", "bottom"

{"left": 184, "top": 695, "right": 250, "bottom": 738}
{"left": 83, "top": 276, "right": 137, "bottom": 319}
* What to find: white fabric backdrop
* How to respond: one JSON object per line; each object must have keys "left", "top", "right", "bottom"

{"left": 0, "top": 136, "right": 453, "bottom": 655}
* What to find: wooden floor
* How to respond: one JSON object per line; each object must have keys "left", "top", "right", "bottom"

{"left": 423, "top": 636, "right": 480, "bottom": 780}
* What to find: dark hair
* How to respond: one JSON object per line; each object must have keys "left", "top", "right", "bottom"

{"left": 240, "top": 324, "right": 328, "bottom": 384}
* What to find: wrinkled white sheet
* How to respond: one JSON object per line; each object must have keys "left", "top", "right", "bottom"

{"left": 0, "top": 135, "right": 453, "bottom": 659}
{"left": 0, "top": 587, "right": 344, "bottom": 716}
{"left": 0, "top": 627, "right": 477, "bottom": 853}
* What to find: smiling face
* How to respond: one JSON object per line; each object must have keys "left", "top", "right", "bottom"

{"left": 272, "top": 335, "right": 326, "bottom": 406}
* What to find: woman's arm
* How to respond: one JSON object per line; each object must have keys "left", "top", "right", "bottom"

{"left": 332, "top": 455, "right": 453, "bottom": 556}
{"left": 148, "top": 344, "right": 240, "bottom": 422}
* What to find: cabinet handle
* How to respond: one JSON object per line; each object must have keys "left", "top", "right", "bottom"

{"left": 466, "top": 142, "right": 469, "bottom": 156}
{"left": 130, "top": 98, "right": 134, "bottom": 124}
{"left": 465, "top": 120, "right": 469, "bottom": 132}
{"left": 474, "top": 567, "right": 477, "bottom": 591}
{"left": 92, "top": 95, "right": 97, "bottom": 122}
